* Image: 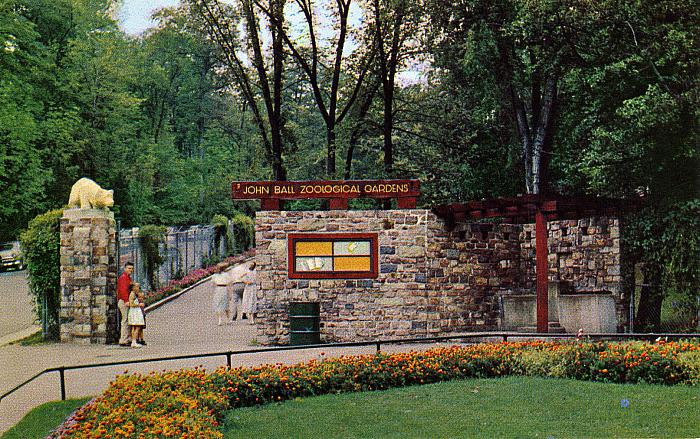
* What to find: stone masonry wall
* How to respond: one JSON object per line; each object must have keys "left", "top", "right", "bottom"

{"left": 255, "top": 210, "right": 430, "bottom": 344}
{"left": 254, "top": 211, "right": 625, "bottom": 344}
{"left": 60, "top": 209, "right": 118, "bottom": 344}
{"left": 426, "top": 219, "right": 523, "bottom": 333}
{"left": 521, "top": 217, "right": 627, "bottom": 330}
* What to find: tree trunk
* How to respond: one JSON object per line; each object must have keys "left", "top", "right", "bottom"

{"left": 531, "top": 76, "right": 557, "bottom": 195}
{"left": 327, "top": 126, "right": 336, "bottom": 177}
{"left": 635, "top": 263, "right": 664, "bottom": 330}
{"left": 382, "top": 86, "right": 393, "bottom": 209}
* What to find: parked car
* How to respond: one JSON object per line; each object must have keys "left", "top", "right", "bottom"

{"left": 0, "top": 241, "right": 24, "bottom": 271}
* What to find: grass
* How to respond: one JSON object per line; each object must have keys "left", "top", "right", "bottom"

{"left": 1, "top": 398, "right": 90, "bottom": 439}
{"left": 222, "top": 377, "right": 700, "bottom": 438}
{"left": 10, "top": 329, "right": 50, "bottom": 346}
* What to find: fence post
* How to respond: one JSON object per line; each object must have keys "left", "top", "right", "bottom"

{"left": 376, "top": 341, "right": 381, "bottom": 353}
{"left": 226, "top": 352, "right": 232, "bottom": 368}
{"left": 59, "top": 368, "right": 66, "bottom": 401}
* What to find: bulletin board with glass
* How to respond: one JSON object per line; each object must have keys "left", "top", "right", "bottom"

{"left": 287, "top": 233, "right": 378, "bottom": 279}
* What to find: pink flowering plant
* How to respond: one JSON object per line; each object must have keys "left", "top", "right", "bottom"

{"left": 143, "top": 250, "right": 255, "bottom": 306}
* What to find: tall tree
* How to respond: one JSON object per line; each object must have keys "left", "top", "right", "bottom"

{"left": 368, "top": 0, "right": 423, "bottom": 177}
{"left": 0, "top": 1, "right": 50, "bottom": 240}
{"left": 187, "top": 0, "right": 288, "bottom": 180}
{"left": 427, "top": 0, "right": 597, "bottom": 194}
{"left": 257, "top": 0, "right": 375, "bottom": 177}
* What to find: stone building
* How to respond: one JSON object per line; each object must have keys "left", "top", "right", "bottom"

{"left": 237, "top": 181, "right": 632, "bottom": 345}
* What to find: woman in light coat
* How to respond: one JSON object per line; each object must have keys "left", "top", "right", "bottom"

{"left": 212, "top": 263, "right": 232, "bottom": 325}
{"left": 241, "top": 261, "right": 257, "bottom": 324}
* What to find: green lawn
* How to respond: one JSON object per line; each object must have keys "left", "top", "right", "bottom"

{"left": 222, "top": 377, "right": 700, "bottom": 438}
{"left": 1, "top": 398, "right": 89, "bottom": 439}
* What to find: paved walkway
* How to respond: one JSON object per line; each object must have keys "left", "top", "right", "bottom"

{"left": 0, "top": 270, "right": 35, "bottom": 340}
{"left": 0, "top": 264, "right": 442, "bottom": 434}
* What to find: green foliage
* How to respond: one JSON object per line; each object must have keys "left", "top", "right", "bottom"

{"left": 19, "top": 209, "right": 63, "bottom": 341}
{"left": 231, "top": 212, "right": 255, "bottom": 253}
{"left": 138, "top": 225, "right": 166, "bottom": 290}
{"left": 211, "top": 213, "right": 230, "bottom": 257}
{"left": 625, "top": 200, "right": 700, "bottom": 309}
{"left": 48, "top": 340, "right": 700, "bottom": 437}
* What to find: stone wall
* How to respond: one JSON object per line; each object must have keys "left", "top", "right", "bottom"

{"left": 255, "top": 210, "right": 431, "bottom": 344}
{"left": 521, "top": 217, "right": 627, "bottom": 330}
{"left": 254, "top": 210, "right": 626, "bottom": 344}
{"left": 425, "top": 220, "right": 523, "bottom": 334}
{"left": 60, "top": 209, "right": 118, "bottom": 344}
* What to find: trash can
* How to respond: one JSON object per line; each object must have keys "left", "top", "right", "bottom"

{"left": 289, "top": 301, "right": 320, "bottom": 345}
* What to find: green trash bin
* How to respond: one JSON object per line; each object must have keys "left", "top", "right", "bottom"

{"left": 289, "top": 301, "right": 320, "bottom": 345}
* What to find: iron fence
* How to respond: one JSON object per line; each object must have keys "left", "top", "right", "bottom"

{"left": 118, "top": 224, "right": 229, "bottom": 291}
{"left": 2, "top": 332, "right": 698, "bottom": 403}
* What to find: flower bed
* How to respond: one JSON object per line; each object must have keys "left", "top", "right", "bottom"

{"left": 50, "top": 340, "right": 699, "bottom": 438}
{"left": 143, "top": 250, "right": 255, "bottom": 306}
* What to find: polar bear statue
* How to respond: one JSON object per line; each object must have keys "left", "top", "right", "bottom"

{"left": 68, "top": 178, "right": 114, "bottom": 210}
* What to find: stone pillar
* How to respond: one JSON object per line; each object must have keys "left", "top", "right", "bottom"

{"left": 60, "top": 209, "right": 117, "bottom": 344}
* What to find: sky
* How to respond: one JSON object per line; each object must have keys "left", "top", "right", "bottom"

{"left": 118, "top": 0, "right": 179, "bottom": 35}
{"left": 118, "top": 0, "right": 424, "bottom": 83}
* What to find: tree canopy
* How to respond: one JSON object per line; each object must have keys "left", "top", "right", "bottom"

{"left": 1, "top": 0, "right": 698, "bottom": 328}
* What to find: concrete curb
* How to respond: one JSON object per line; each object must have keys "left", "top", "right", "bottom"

{"left": 144, "top": 256, "right": 255, "bottom": 314}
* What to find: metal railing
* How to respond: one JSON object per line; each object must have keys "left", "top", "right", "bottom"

{"left": 2, "top": 332, "right": 698, "bottom": 403}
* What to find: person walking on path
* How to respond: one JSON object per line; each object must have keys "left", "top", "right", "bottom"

{"left": 230, "top": 280, "right": 245, "bottom": 322}
{"left": 127, "top": 283, "right": 146, "bottom": 348}
{"left": 117, "top": 262, "right": 134, "bottom": 346}
{"left": 212, "top": 263, "right": 232, "bottom": 325}
{"left": 241, "top": 261, "right": 257, "bottom": 324}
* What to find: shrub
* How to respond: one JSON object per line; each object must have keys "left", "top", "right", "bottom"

{"left": 19, "top": 209, "right": 64, "bottom": 341}
{"left": 211, "top": 214, "right": 229, "bottom": 257}
{"left": 138, "top": 225, "right": 166, "bottom": 290}
{"left": 231, "top": 212, "right": 254, "bottom": 253}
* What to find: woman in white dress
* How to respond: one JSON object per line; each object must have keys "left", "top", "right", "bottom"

{"left": 241, "top": 261, "right": 257, "bottom": 324}
{"left": 211, "top": 263, "right": 231, "bottom": 325}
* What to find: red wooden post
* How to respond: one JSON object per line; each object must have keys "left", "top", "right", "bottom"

{"left": 260, "top": 199, "right": 280, "bottom": 210}
{"left": 397, "top": 197, "right": 417, "bottom": 209}
{"left": 329, "top": 198, "right": 349, "bottom": 210}
{"left": 535, "top": 208, "right": 549, "bottom": 333}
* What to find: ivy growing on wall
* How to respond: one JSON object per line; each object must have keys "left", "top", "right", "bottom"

{"left": 139, "top": 225, "right": 166, "bottom": 290}
{"left": 19, "top": 209, "right": 63, "bottom": 340}
{"left": 231, "top": 212, "right": 255, "bottom": 253}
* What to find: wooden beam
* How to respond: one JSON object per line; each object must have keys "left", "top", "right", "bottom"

{"left": 260, "top": 199, "right": 280, "bottom": 210}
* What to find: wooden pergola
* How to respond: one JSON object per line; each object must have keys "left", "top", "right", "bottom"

{"left": 433, "top": 194, "right": 636, "bottom": 333}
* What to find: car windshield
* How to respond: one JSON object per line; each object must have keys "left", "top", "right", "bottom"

{"left": 0, "top": 243, "right": 14, "bottom": 251}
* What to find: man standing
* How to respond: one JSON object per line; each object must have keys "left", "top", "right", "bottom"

{"left": 117, "top": 262, "right": 134, "bottom": 346}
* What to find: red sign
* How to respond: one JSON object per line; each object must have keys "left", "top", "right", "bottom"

{"left": 232, "top": 180, "right": 420, "bottom": 210}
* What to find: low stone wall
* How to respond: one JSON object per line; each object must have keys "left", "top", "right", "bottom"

{"left": 558, "top": 293, "right": 617, "bottom": 333}
{"left": 254, "top": 210, "right": 627, "bottom": 344}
